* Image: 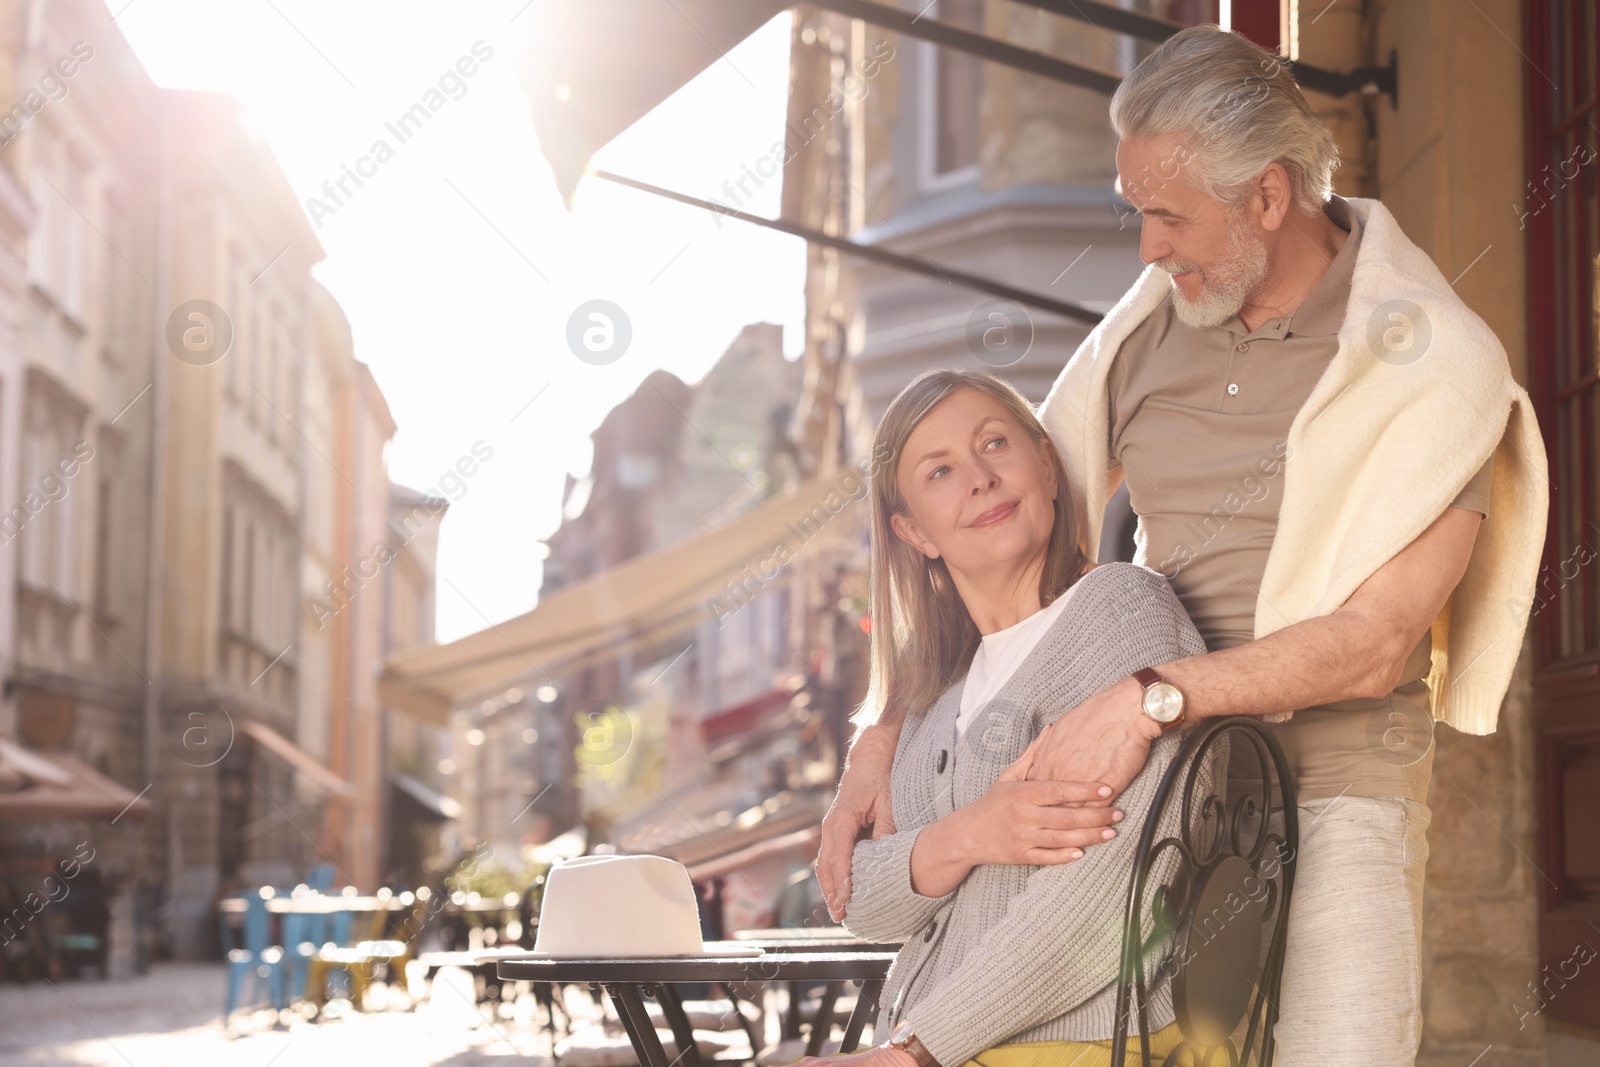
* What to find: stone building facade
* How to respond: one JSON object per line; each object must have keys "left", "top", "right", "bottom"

{"left": 0, "top": 0, "right": 449, "bottom": 965}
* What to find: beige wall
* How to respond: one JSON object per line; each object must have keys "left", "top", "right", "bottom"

{"left": 1347, "top": 1, "right": 1558, "bottom": 1064}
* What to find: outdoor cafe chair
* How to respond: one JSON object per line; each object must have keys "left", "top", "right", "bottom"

{"left": 221, "top": 887, "right": 285, "bottom": 1023}
{"left": 304, "top": 898, "right": 390, "bottom": 1012}
{"left": 1111, "top": 717, "right": 1300, "bottom": 1067}
{"left": 306, "top": 892, "right": 432, "bottom": 1013}
{"left": 279, "top": 900, "right": 330, "bottom": 1004}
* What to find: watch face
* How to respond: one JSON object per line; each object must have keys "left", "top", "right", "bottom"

{"left": 891, "top": 1021, "right": 916, "bottom": 1044}
{"left": 1143, "top": 682, "right": 1184, "bottom": 723}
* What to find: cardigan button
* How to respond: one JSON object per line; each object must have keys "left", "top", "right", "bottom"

{"left": 936, "top": 750, "right": 948, "bottom": 773}
{"left": 924, "top": 921, "right": 937, "bottom": 942}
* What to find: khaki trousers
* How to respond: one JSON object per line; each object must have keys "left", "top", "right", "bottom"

{"left": 1264, "top": 795, "right": 1431, "bottom": 1067}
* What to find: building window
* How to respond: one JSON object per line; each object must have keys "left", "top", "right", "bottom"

{"left": 18, "top": 425, "right": 50, "bottom": 589}
{"left": 27, "top": 157, "right": 53, "bottom": 290}
{"left": 93, "top": 476, "right": 112, "bottom": 617}
{"left": 242, "top": 520, "right": 255, "bottom": 639}
{"left": 17, "top": 401, "right": 84, "bottom": 599}
{"left": 25, "top": 137, "right": 92, "bottom": 322}
{"left": 101, "top": 188, "right": 128, "bottom": 363}
{"left": 59, "top": 147, "right": 86, "bottom": 321}
{"left": 227, "top": 245, "right": 248, "bottom": 400}
{"left": 917, "top": 0, "right": 984, "bottom": 188}
{"left": 253, "top": 296, "right": 269, "bottom": 426}
{"left": 220, "top": 506, "right": 235, "bottom": 631}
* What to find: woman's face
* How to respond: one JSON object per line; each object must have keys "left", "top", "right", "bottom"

{"left": 890, "top": 387, "right": 1058, "bottom": 582}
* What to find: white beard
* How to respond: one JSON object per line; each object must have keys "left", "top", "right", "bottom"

{"left": 1160, "top": 210, "right": 1269, "bottom": 330}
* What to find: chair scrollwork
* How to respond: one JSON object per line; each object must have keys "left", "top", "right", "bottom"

{"left": 1110, "top": 717, "right": 1300, "bottom": 1067}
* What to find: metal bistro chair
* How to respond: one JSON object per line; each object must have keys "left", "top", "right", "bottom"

{"left": 221, "top": 887, "right": 286, "bottom": 1023}
{"left": 1112, "top": 717, "right": 1300, "bottom": 1067}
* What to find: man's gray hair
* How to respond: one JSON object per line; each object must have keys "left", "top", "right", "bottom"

{"left": 1109, "top": 25, "right": 1340, "bottom": 217}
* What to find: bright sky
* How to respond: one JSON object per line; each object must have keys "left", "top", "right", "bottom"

{"left": 113, "top": 0, "right": 804, "bottom": 643}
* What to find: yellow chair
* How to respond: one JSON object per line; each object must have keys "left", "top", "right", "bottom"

{"left": 305, "top": 903, "right": 394, "bottom": 1012}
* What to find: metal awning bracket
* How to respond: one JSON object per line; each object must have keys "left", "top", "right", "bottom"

{"left": 802, "top": 0, "right": 1400, "bottom": 106}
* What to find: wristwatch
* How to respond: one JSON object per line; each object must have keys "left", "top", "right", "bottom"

{"left": 886, "top": 1020, "right": 943, "bottom": 1067}
{"left": 1132, "top": 666, "right": 1186, "bottom": 733}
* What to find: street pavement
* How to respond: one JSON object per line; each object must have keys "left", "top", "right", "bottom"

{"left": 0, "top": 962, "right": 555, "bottom": 1066}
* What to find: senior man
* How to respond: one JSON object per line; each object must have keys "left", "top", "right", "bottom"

{"left": 817, "top": 25, "right": 1548, "bottom": 1067}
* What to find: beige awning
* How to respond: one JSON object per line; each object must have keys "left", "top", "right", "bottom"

{"left": 517, "top": 0, "right": 789, "bottom": 208}
{"left": 0, "top": 738, "right": 151, "bottom": 822}
{"left": 379, "top": 472, "right": 863, "bottom": 724}
{"left": 239, "top": 720, "right": 356, "bottom": 797}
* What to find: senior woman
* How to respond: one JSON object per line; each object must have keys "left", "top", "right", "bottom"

{"left": 805, "top": 369, "right": 1213, "bottom": 1067}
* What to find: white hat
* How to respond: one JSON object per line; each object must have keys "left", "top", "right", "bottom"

{"left": 530, "top": 854, "right": 763, "bottom": 959}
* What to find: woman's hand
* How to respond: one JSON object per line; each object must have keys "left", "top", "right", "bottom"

{"left": 817, "top": 722, "right": 901, "bottom": 921}
{"left": 909, "top": 754, "right": 1121, "bottom": 898}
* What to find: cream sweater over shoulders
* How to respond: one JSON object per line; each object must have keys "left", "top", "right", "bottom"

{"left": 1038, "top": 197, "right": 1548, "bottom": 735}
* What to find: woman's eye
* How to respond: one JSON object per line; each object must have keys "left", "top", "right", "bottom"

{"left": 929, "top": 465, "right": 950, "bottom": 480}
{"left": 983, "top": 436, "right": 1006, "bottom": 451}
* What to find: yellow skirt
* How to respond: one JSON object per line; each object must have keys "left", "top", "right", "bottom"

{"left": 960, "top": 1021, "right": 1196, "bottom": 1067}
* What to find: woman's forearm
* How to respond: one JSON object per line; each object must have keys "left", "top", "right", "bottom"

{"left": 908, "top": 809, "right": 976, "bottom": 898}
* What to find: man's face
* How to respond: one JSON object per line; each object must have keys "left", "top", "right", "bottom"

{"left": 1115, "top": 135, "right": 1269, "bottom": 329}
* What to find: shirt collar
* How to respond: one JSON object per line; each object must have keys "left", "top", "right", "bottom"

{"left": 1200, "top": 194, "right": 1361, "bottom": 340}
{"left": 1283, "top": 194, "right": 1360, "bottom": 337}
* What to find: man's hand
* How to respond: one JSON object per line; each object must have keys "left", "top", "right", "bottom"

{"left": 1022, "top": 675, "right": 1162, "bottom": 799}
{"left": 817, "top": 722, "right": 900, "bottom": 921}
{"left": 909, "top": 753, "right": 1119, "bottom": 897}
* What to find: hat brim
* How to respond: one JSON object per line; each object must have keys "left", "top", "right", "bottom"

{"left": 516, "top": 944, "right": 766, "bottom": 960}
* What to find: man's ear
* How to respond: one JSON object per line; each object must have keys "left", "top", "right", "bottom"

{"left": 890, "top": 511, "right": 940, "bottom": 560}
{"left": 1256, "top": 161, "right": 1293, "bottom": 232}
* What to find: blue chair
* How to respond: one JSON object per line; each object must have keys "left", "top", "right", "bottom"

{"left": 221, "top": 887, "right": 285, "bottom": 1023}
{"left": 280, "top": 904, "right": 329, "bottom": 1004}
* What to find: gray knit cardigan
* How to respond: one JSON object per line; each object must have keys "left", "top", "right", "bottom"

{"left": 842, "top": 562, "right": 1217, "bottom": 1067}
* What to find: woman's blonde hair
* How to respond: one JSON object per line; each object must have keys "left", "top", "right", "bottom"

{"left": 853, "top": 369, "right": 1088, "bottom": 730}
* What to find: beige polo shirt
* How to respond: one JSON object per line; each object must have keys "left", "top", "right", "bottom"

{"left": 1108, "top": 195, "right": 1492, "bottom": 801}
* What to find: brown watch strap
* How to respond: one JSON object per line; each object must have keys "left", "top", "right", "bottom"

{"left": 891, "top": 1033, "right": 943, "bottom": 1067}
{"left": 1133, "top": 665, "right": 1164, "bottom": 689}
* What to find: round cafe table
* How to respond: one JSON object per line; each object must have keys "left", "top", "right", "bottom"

{"left": 497, "top": 946, "right": 896, "bottom": 1067}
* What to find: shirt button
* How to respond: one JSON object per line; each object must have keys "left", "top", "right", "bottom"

{"left": 1227, "top": 383, "right": 1240, "bottom": 396}
{"left": 936, "top": 750, "right": 949, "bottom": 773}
{"left": 1236, "top": 342, "right": 1249, "bottom": 352}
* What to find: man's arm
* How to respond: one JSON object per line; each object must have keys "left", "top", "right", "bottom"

{"left": 816, "top": 720, "right": 902, "bottom": 921}
{"left": 1025, "top": 505, "right": 1485, "bottom": 787}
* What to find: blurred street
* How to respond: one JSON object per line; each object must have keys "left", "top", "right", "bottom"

{"left": 0, "top": 0, "right": 1594, "bottom": 1063}
{"left": 0, "top": 963, "right": 553, "bottom": 1067}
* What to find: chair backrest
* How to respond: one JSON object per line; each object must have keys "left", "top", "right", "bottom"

{"left": 1111, "top": 717, "right": 1300, "bottom": 1067}
{"left": 354, "top": 903, "right": 391, "bottom": 944}
{"left": 220, "top": 888, "right": 275, "bottom": 959}
{"left": 281, "top": 908, "right": 329, "bottom": 954}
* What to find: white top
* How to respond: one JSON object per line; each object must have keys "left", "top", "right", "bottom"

{"left": 955, "top": 586, "right": 1078, "bottom": 740}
